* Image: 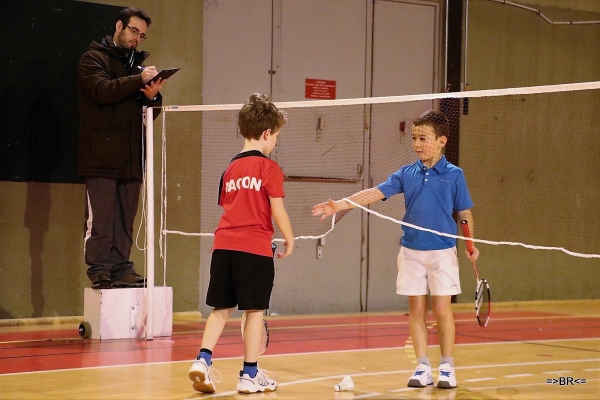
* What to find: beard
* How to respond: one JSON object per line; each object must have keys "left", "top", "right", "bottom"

{"left": 115, "top": 31, "right": 138, "bottom": 51}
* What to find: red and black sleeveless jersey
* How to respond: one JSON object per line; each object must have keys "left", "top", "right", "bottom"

{"left": 213, "top": 150, "right": 285, "bottom": 257}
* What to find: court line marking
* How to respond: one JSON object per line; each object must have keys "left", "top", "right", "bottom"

{"left": 583, "top": 368, "right": 600, "bottom": 371}
{"left": 203, "top": 360, "right": 600, "bottom": 398}
{"left": 465, "top": 377, "right": 497, "bottom": 382}
{"left": 354, "top": 394, "right": 382, "bottom": 399}
{"left": 1, "top": 339, "right": 598, "bottom": 377}
{"left": 542, "top": 370, "right": 572, "bottom": 374}
{"left": 389, "top": 387, "right": 420, "bottom": 392}
{"left": 505, "top": 373, "right": 535, "bottom": 378}
{"left": 2, "top": 313, "right": 598, "bottom": 345}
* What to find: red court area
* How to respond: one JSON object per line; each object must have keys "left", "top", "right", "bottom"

{"left": 1, "top": 310, "right": 598, "bottom": 375}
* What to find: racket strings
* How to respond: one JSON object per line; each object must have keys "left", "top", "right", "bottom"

{"left": 241, "top": 314, "right": 270, "bottom": 355}
{"left": 475, "top": 282, "right": 485, "bottom": 310}
{"left": 261, "top": 320, "right": 270, "bottom": 349}
{"left": 475, "top": 279, "right": 491, "bottom": 327}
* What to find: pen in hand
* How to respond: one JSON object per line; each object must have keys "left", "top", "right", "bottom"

{"left": 138, "top": 66, "right": 154, "bottom": 84}
{"left": 137, "top": 65, "right": 161, "bottom": 91}
{"left": 138, "top": 66, "right": 151, "bottom": 85}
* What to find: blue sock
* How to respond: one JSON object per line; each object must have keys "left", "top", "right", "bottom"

{"left": 197, "top": 348, "right": 212, "bottom": 365}
{"left": 243, "top": 361, "right": 258, "bottom": 378}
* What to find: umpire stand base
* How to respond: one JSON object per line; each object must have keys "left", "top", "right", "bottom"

{"left": 82, "top": 287, "right": 173, "bottom": 340}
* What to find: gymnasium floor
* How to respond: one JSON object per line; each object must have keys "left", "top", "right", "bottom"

{"left": 0, "top": 300, "right": 598, "bottom": 399}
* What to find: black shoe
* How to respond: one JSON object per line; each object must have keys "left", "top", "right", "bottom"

{"left": 91, "top": 274, "right": 113, "bottom": 289}
{"left": 112, "top": 273, "right": 146, "bottom": 288}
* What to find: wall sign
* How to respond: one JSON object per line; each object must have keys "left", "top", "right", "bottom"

{"left": 305, "top": 78, "right": 336, "bottom": 99}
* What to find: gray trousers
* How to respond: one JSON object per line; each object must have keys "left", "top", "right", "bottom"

{"left": 83, "top": 177, "right": 141, "bottom": 281}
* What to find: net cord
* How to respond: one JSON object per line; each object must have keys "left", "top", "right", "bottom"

{"left": 342, "top": 198, "right": 600, "bottom": 259}
{"left": 162, "top": 214, "right": 335, "bottom": 242}
{"left": 487, "top": 0, "right": 600, "bottom": 25}
{"left": 161, "top": 81, "right": 600, "bottom": 112}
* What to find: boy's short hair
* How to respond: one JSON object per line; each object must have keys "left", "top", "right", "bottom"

{"left": 413, "top": 110, "right": 449, "bottom": 139}
{"left": 238, "top": 93, "right": 286, "bottom": 140}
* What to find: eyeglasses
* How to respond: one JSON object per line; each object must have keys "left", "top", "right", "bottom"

{"left": 125, "top": 25, "right": 147, "bottom": 41}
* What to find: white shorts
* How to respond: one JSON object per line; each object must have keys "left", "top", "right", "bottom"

{"left": 396, "top": 246, "right": 461, "bottom": 296}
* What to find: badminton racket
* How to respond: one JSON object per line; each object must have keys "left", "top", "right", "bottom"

{"left": 460, "top": 220, "right": 491, "bottom": 328}
{"left": 241, "top": 312, "right": 270, "bottom": 355}
{"left": 239, "top": 243, "right": 276, "bottom": 355}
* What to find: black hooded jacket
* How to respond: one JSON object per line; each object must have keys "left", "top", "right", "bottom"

{"left": 77, "top": 35, "right": 162, "bottom": 180}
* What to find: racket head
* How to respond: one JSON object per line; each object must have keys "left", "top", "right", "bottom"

{"left": 475, "top": 278, "right": 491, "bottom": 328}
{"left": 260, "top": 319, "right": 270, "bottom": 354}
{"left": 240, "top": 312, "right": 270, "bottom": 355}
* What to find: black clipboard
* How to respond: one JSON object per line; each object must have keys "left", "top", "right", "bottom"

{"left": 146, "top": 68, "right": 180, "bottom": 85}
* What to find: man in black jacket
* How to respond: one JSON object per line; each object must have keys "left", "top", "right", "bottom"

{"left": 78, "top": 7, "right": 164, "bottom": 289}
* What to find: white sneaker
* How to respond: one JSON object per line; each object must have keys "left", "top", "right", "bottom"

{"left": 437, "top": 362, "right": 457, "bottom": 389}
{"left": 189, "top": 358, "right": 217, "bottom": 393}
{"left": 237, "top": 369, "right": 278, "bottom": 393}
{"left": 407, "top": 363, "right": 434, "bottom": 387}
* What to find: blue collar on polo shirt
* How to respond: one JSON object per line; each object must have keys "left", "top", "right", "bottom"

{"left": 416, "top": 155, "right": 449, "bottom": 174}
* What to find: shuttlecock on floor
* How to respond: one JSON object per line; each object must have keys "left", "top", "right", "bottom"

{"left": 334, "top": 376, "right": 354, "bottom": 391}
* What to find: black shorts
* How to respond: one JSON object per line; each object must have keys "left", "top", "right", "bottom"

{"left": 206, "top": 249, "right": 274, "bottom": 310}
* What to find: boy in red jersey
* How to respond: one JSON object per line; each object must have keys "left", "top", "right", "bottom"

{"left": 189, "top": 93, "right": 294, "bottom": 394}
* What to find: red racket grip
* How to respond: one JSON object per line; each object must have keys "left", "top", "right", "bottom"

{"left": 460, "top": 220, "right": 475, "bottom": 255}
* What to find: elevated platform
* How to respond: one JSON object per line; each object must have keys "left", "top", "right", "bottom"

{"left": 82, "top": 287, "right": 172, "bottom": 340}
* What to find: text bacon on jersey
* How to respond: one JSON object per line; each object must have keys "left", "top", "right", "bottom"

{"left": 225, "top": 176, "right": 262, "bottom": 193}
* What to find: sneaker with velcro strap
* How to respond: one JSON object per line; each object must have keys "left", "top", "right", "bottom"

{"left": 237, "top": 369, "right": 277, "bottom": 393}
{"left": 407, "top": 363, "right": 434, "bottom": 387}
{"left": 437, "top": 362, "right": 457, "bottom": 388}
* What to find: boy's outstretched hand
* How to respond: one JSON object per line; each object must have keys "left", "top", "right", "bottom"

{"left": 312, "top": 199, "right": 341, "bottom": 221}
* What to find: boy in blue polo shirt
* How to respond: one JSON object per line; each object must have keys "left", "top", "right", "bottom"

{"left": 312, "top": 110, "right": 479, "bottom": 389}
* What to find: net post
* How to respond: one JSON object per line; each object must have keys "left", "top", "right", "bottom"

{"left": 145, "top": 106, "right": 155, "bottom": 340}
